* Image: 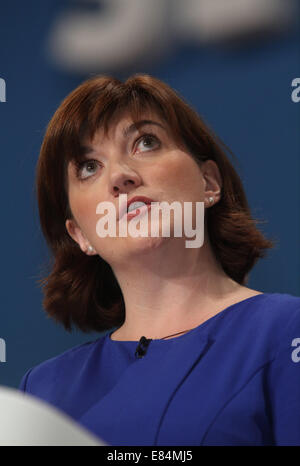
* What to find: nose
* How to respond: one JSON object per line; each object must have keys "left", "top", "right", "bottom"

{"left": 107, "top": 162, "right": 142, "bottom": 195}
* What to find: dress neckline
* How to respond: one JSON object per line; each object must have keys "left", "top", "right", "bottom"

{"left": 106, "top": 292, "right": 269, "bottom": 344}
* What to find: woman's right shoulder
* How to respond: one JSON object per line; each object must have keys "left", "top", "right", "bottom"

{"left": 18, "top": 334, "right": 107, "bottom": 394}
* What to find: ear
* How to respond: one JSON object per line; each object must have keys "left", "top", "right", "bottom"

{"left": 201, "top": 160, "right": 222, "bottom": 206}
{"left": 65, "top": 219, "right": 95, "bottom": 255}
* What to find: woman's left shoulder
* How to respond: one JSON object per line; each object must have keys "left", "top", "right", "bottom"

{"left": 231, "top": 291, "right": 300, "bottom": 365}
{"left": 259, "top": 291, "right": 300, "bottom": 315}
{"left": 248, "top": 291, "right": 300, "bottom": 336}
{"left": 262, "top": 290, "right": 300, "bottom": 304}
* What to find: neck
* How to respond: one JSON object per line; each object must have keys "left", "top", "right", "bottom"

{"left": 110, "top": 235, "right": 244, "bottom": 341}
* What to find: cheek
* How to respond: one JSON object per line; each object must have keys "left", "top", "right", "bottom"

{"left": 152, "top": 154, "right": 204, "bottom": 199}
{"left": 68, "top": 187, "right": 100, "bottom": 234}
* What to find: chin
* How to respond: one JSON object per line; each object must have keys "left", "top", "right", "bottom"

{"left": 123, "top": 233, "right": 168, "bottom": 253}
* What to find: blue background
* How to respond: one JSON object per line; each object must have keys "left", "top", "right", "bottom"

{"left": 0, "top": 1, "right": 299, "bottom": 388}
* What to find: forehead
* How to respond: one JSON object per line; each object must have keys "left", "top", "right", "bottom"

{"left": 86, "top": 109, "right": 169, "bottom": 147}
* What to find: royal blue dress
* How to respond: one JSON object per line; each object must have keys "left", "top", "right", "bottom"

{"left": 19, "top": 292, "right": 300, "bottom": 446}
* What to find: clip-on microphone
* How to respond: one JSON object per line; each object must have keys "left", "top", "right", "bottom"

{"left": 135, "top": 336, "right": 152, "bottom": 358}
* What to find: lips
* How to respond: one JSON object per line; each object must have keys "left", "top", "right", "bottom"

{"left": 127, "top": 196, "right": 155, "bottom": 211}
{"left": 119, "top": 196, "right": 156, "bottom": 221}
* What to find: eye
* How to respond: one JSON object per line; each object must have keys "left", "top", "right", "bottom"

{"left": 134, "top": 133, "right": 160, "bottom": 154}
{"left": 75, "top": 159, "right": 101, "bottom": 181}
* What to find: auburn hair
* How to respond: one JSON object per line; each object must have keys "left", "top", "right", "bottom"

{"left": 36, "top": 73, "right": 276, "bottom": 333}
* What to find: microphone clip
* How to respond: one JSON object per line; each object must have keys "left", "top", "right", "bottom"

{"left": 135, "top": 336, "right": 152, "bottom": 359}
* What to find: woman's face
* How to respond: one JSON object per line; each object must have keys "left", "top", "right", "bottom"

{"left": 65, "top": 109, "right": 221, "bottom": 266}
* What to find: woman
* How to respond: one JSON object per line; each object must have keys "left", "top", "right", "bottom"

{"left": 19, "top": 74, "right": 300, "bottom": 446}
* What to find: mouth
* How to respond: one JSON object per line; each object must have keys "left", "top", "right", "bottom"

{"left": 119, "top": 196, "right": 156, "bottom": 221}
{"left": 126, "top": 203, "right": 155, "bottom": 220}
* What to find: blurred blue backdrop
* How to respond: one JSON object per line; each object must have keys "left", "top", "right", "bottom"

{"left": 0, "top": 0, "right": 299, "bottom": 388}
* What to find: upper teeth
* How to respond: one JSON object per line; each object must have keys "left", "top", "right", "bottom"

{"left": 128, "top": 201, "right": 148, "bottom": 213}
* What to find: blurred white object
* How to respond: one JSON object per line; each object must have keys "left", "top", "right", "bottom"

{"left": 0, "top": 386, "right": 107, "bottom": 446}
{"left": 47, "top": 0, "right": 297, "bottom": 73}
{"left": 47, "top": 0, "right": 172, "bottom": 73}
{"left": 177, "top": 0, "right": 296, "bottom": 42}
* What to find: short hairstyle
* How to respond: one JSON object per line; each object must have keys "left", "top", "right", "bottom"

{"left": 36, "top": 74, "right": 275, "bottom": 333}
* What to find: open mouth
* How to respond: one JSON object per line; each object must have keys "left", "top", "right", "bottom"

{"left": 119, "top": 197, "right": 157, "bottom": 221}
{"left": 126, "top": 203, "right": 153, "bottom": 220}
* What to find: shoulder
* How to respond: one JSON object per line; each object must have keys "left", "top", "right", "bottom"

{"left": 19, "top": 335, "right": 107, "bottom": 394}
{"left": 245, "top": 292, "right": 300, "bottom": 328}
{"left": 221, "top": 292, "right": 300, "bottom": 334}
{"left": 208, "top": 292, "right": 300, "bottom": 364}
{"left": 226, "top": 292, "right": 300, "bottom": 362}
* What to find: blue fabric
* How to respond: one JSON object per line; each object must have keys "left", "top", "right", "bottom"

{"left": 19, "top": 292, "right": 300, "bottom": 446}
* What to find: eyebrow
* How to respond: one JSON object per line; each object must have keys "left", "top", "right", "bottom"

{"left": 122, "top": 119, "right": 166, "bottom": 138}
{"left": 80, "top": 120, "right": 167, "bottom": 156}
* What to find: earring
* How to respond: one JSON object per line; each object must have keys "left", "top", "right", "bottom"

{"left": 208, "top": 196, "right": 214, "bottom": 205}
{"left": 87, "top": 245, "right": 94, "bottom": 254}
